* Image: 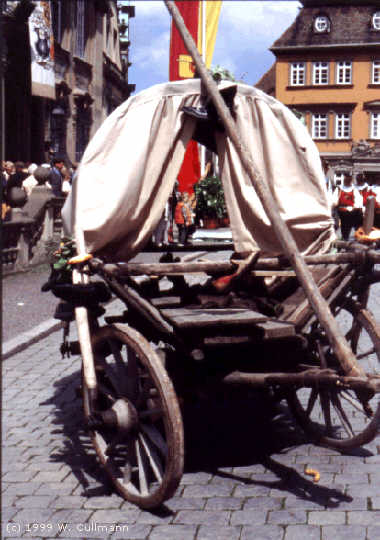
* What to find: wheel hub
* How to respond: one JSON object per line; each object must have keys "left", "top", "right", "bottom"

{"left": 100, "top": 398, "right": 139, "bottom": 434}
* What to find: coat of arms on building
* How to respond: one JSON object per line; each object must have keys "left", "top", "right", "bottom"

{"left": 29, "top": 1, "right": 55, "bottom": 98}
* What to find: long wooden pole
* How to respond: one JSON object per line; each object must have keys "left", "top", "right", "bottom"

{"left": 97, "top": 249, "right": 380, "bottom": 276}
{"left": 164, "top": 0, "right": 364, "bottom": 378}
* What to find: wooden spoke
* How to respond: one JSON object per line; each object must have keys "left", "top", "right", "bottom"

{"left": 141, "top": 423, "right": 168, "bottom": 457}
{"left": 108, "top": 338, "right": 129, "bottom": 395}
{"left": 357, "top": 346, "right": 376, "bottom": 361}
{"left": 319, "top": 390, "right": 333, "bottom": 436}
{"left": 126, "top": 345, "right": 139, "bottom": 402}
{"left": 305, "top": 388, "right": 318, "bottom": 418}
{"left": 139, "top": 408, "right": 164, "bottom": 420}
{"left": 330, "top": 392, "right": 355, "bottom": 438}
{"left": 340, "top": 390, "right": 369, "bottom": 414}
{"left": 139, "top": 432, "right": 164, "bottom": 483}
{"left": 95, "top": 353, "right": 123, "bottom": 398}
{"left": 135, "top": 439, "right": 149, "bottom": 496}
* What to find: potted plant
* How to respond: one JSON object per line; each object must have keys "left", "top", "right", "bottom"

{"left": 194, "top": 174, "right": 228, "bottom": 228}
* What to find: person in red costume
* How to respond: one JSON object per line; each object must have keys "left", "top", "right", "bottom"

{"left": 332, "top": 172, "right": 363, "bottom": 241}
{"left": 174, "top": 192, "right": 194, "bottom": 245}
{"left": 372, "top": 178, "right": 380, "bottom": 228}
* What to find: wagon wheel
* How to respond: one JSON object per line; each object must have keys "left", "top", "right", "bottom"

{"left": 287, "top": 301, "right": 380, "bottom": 450}
{"left": 83, "top": 323, "right": 184, "bottom": 508}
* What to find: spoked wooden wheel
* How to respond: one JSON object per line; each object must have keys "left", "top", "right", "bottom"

{"left": 287, "top": 301, "right": 380, "bottom": 449}
{"left": 83, "top": 323, "right": 184, "bottom": 508}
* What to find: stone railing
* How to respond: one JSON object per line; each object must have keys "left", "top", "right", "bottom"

{"left": 2, "top": 196, "right": 66, "bottom": 275}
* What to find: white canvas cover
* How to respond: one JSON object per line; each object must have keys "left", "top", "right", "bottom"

{"left": 62, "top": 79, "right": 335, "bottom": 261}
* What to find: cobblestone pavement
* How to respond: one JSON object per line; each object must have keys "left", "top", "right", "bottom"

{"left": 2, "top": 282, "right": 380, "bottom": 540}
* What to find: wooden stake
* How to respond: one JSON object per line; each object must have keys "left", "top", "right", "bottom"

{"left": 164, "top": 0, "right": 364, "bottom": 378}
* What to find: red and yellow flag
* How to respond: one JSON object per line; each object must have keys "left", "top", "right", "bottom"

{"left": 169, "top": 1, "right": 221, "bottom": 194}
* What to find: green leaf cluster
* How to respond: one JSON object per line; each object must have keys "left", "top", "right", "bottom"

{"left": 51, "top": 237, "right": 76, "bottom": 272}
{"left": 194, "top": 175, "right": 227, "bottom": 219}
{"left": 210, "top": 65, "right": 236, "bottom": 83}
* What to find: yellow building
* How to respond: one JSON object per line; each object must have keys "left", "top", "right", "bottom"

{"left": 267, "top": 0, "right": 380, "bottom": 183}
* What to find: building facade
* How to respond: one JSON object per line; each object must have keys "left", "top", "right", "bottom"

{"left": 2, "top": 0, "right": 135, "bottom": 165}
{"left": 267, "top": 0, "right": 380, "bottom": 183}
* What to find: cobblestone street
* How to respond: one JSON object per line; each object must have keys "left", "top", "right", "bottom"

{"left": 2, "top": 284, "right": 380, "bottom": 540}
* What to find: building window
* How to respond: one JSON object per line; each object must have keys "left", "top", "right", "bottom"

{"left": 372, "top": 12, "right": 380, "bottom": 30}
{"left": 290, "top": 62, "right": 305, "bottom": 86}
{"left": 75, "top": 100, "right": 92, "bottom": 162}
{"left": 370, "top": 112, "right": 380, "bottom": 139}
{"left": 313, "top": 62, "right": 329, "bottom": 85}
{"left": 372, "top": 61, "right": 380, "bottom": 83}
{"left": 50, "top": 104, "right": 67, "bottom": 155}
{"left": 314, "top": 15, "right": 330, "bottom": 33}
{"left": 75, "top": 0, "right": 85, "bottom": 58}
{"left": 312, "top": 113, "right": 328, "bottom": 139}
{"left": 336, "top": 61, "right": 352, "bottom": 84}
{"left": 335, "top": 113, "right": 351, "bottom": 139}
{"left": 334, "top": 172, "right": 344, "bottom": 186}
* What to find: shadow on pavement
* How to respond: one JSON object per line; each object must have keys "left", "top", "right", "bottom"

{"left": 40, "top": 368, "right": 115, "bottom": 497}
{"left": 41, "top": 370, "right": 356, "bottom": 510}
{"left": 183, "top": 388, "right": 353, "bottom": 508}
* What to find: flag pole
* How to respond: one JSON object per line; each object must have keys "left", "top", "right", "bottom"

{"left": 200, "top": 0, "right": 206, "bottom": 176}
{"left": 164, "top": 0, "right": 364, "bottom": 379}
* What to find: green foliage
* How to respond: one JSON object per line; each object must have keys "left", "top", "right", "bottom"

{"left": 210, "top": 65, "right": 236, "bottom": 83}
{"left": 47, "top": 237, "right": 76, "bottom": 273}
{"left": 194, "top": 175, "right": 227, "bottom": 219}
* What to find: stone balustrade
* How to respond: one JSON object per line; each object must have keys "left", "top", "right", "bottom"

{"left": 2, "top": 196, "right": 66, "bottom": 275}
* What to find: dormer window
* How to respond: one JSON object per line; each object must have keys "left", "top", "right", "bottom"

{"left": 372, "top": 12, "right": 380, "bottom": 30}
{"left": 314, "top": 15, "right": 330, "bottom": 33}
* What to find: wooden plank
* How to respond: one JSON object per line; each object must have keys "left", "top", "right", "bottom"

{"left": 150, "top": 296, "right": 182, "bottom": 308}
{"left": 161, "top": 307, "right": 269, "bottom": 329}
{"left": 203, "top": 320, "right": 295, "bottom": 344}
{"left": 259, "top": 320, "right": 296, "bottom": 339}
{"left": 251, "top": 270, "right": 296, "bottom": 277}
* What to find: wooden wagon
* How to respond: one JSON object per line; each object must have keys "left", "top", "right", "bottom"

{"left": 48, "top": 2, "right": 380, "bottom": 509}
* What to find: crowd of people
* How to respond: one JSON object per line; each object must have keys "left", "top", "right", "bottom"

{"left": 325, "top": 165, "right": 380, "bottom": 241}
{"left": 2, "top": 157, "right": 75, "bottom": 220}
{"left": 4, "top": 156, "right": 379, "bottom": 246}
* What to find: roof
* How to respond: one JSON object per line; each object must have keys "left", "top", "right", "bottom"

{"left": 254, "top": 63, "right": 276, "bottom": 96}
{"left": 271, "top": 4, "right": 380, "bottom": 51}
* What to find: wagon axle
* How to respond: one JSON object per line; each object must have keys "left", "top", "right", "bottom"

{"left": 86, "top": 398, "right": 138, "bottom": 435}
{"left": 222, "top": 368, "right": 380, "bottom": 395}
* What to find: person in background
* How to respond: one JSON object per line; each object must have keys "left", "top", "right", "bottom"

{"left": 372, "top": 177, "right": 380, "bottom": 228}
{"left": 153, "top": 200, "right": 170, "bottom": 247}
{"left": 332, "top": 172, "right": 362, "bottom": 241}
{"left": 7, "top": 161, "right": 28, "bottom": 191}
{"left": 2, "top": 168, "right": 11, "bottom": 220}
{"left": 322, "top": 160, "right": 338, "bottom": 229}
{"left": 355, "top": 173, "right": 376, "bottom": 225}
{"left": 167, "top": 180, "right": 179, "bottom": 243}
{"left": 174, "top": 191, "right": 194, "bottom": 245}
{"left": 3, "top": 160, "right": 14, "bottom": 180}
{"left": 49, "top": 157, "right": 65, "bottom": 197}
{"left": 22, "top": 163, "right": 38, "bottom": 197}
{"left": 61, "top": 166, "right": 72, "bottom": 196}
{"left": 187, "top": 191, "right": 197, "bottom": 239}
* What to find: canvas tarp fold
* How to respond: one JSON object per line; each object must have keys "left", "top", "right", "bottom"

{"left": 62, "top": 79, "right": 335, "bottom": 261}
